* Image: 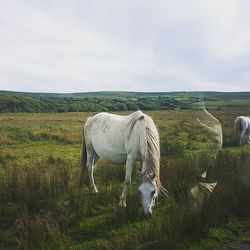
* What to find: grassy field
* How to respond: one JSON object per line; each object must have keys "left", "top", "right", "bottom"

{"left": 1, "top": 110, "right": 250, "bottom": 249}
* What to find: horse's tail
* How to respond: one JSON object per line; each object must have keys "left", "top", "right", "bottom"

{"left": 79, "top": 127, "right": 87, "bottom": 188}
{"left": 234, "top": 117, "right": 241, "bottom": 136}
{"left": 234, "top": 117, "right": 241, "bottom": 143}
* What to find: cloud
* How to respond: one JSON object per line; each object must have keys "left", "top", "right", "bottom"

{"left": 0, "top": 0, "right": 249, "bottom": 92}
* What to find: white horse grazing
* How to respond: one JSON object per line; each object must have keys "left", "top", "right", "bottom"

{"left": 79, "top": 110, "right": 166, "bottom": 216}
{"left": 234, "top": 116, "right": 250, "bottom": 145}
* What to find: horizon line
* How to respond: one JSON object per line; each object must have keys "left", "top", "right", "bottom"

{"left": 1, "top": 89, "right": 250, "bottom": 95}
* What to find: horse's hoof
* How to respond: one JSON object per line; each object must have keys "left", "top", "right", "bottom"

{"left": 119, "top": 200, "right": 126, "bottom": 208}
{"left": 90, "top": 189, "right": 99, "bottom": 194}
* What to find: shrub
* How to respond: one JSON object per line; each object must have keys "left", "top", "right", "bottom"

{"left": 161, "top": 139, "right": 185, "bottom": 157}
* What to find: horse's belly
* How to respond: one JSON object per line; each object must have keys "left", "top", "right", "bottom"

{"left": 92, "top": 136, "right": 127, "bottom": 163}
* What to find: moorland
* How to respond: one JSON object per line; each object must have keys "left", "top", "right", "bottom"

{"left": 0, "top": 91, "right": 250, "bottom": 249}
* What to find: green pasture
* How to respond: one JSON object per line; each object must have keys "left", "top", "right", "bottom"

{"left": 0, "top": 110, "right": 250, "bottom": 249}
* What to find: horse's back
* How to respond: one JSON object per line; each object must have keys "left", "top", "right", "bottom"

{"left": 84, "top": 111, "right": 144, "bottom": 163}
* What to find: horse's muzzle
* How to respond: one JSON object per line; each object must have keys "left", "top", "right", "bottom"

{"left": 144, "top": 206, "right": 152, "bottom": 217}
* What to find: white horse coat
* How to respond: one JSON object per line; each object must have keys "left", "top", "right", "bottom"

{"left": 234, "top": 116, "right": 250, "bottom": 145}
{"left": 79, "top": 110, "right": 163, "bottom": 216}
{"left": 88, "top": 113, "right": 143, "bottom": 163}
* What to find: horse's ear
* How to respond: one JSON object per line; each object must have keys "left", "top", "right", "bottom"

{"left": 201, "top": 171, "right": 207, "bottom": 179}
{"left": 137, "top": 170, "right": 141, "bottom": 180}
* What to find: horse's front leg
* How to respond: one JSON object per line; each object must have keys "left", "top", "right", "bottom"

{"left": 119, "top": 156, "right": 134, "bottom": 207}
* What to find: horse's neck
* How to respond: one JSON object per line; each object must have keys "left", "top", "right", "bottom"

{"left": 141, "top": 156, "right": 156, "bottom": 178}
{"left": 141, "top": 163, "right": 149, "bottom": 175}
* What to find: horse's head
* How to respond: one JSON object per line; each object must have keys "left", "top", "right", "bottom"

{"left": 137, "top": 171, "right": 158, "bottom": 217}
{"left": 190, "top": 171, "right": 217, "bottom": 207}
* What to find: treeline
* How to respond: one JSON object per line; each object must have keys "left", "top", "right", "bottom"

{"left": 0, "top": 94, "right": 190, "bottom": 113}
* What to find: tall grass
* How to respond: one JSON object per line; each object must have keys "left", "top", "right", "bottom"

{"left": 1, "top": 111, "right": 250, "bottom": 249}
{"left": 1, "top": 150, "right": 249, "bottom": 249}
{"left": 16, "top": 212, "right": 69, "bottom": 250}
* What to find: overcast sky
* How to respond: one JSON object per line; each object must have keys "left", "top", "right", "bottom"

{"left": 0, "top": 0, "right": 250, "bottom": 93}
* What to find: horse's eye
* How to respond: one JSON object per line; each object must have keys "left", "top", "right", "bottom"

{"left": 151, "top": 191, "right": 155, "bottom": 196}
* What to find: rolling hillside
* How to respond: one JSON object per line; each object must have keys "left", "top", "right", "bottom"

{"left": 1, "top": 90, "right": 250, "bottom": 113}
{"left": 1, "top": 90, "right": 250, "bottom": 99}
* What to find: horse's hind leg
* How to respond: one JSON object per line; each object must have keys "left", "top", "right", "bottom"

{"left": 240, "top": 120, "right": 248, "bottom": 146}
{"left": 93, "top": 154, "right": 99, "bottom": 169}
{"left": 246, "top": 134, "right": 250, "bottom": 145}
{"left": 86, "top": 150, "right": 99, "bottom": 194}
{"left": 240, "top": 130, "right": 247, "bottom": 146}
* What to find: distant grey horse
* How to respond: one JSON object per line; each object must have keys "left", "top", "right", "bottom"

{"left": 234, "top": 116, "right": 250, "bottom": 146}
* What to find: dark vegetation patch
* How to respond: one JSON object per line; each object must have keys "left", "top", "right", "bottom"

{"left": 0, "top": 94, "right": 191, "bottom": 113}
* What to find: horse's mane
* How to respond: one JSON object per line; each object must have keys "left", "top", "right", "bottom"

{"left": 128, "top": 110, "right": 145, "bottom": 137}
{"left": 144, "top": 115, "right": 161, "bottom": 193}
{"left": 129, "top": 111, "right": 167, "bottom": 195}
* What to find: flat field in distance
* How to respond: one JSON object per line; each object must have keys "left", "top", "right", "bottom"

{"left": 1, "top": 109, "right": 250, "bottom": 250}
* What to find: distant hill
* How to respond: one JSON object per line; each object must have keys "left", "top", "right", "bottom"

{"left": 1, "top": 90, "right": 250, "bottom": 99}
{"left": 0, "top": 90, "right": 250, "bottom": 113}
{"left": 0, "top": 90, "right": 190, "bottom": 113}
